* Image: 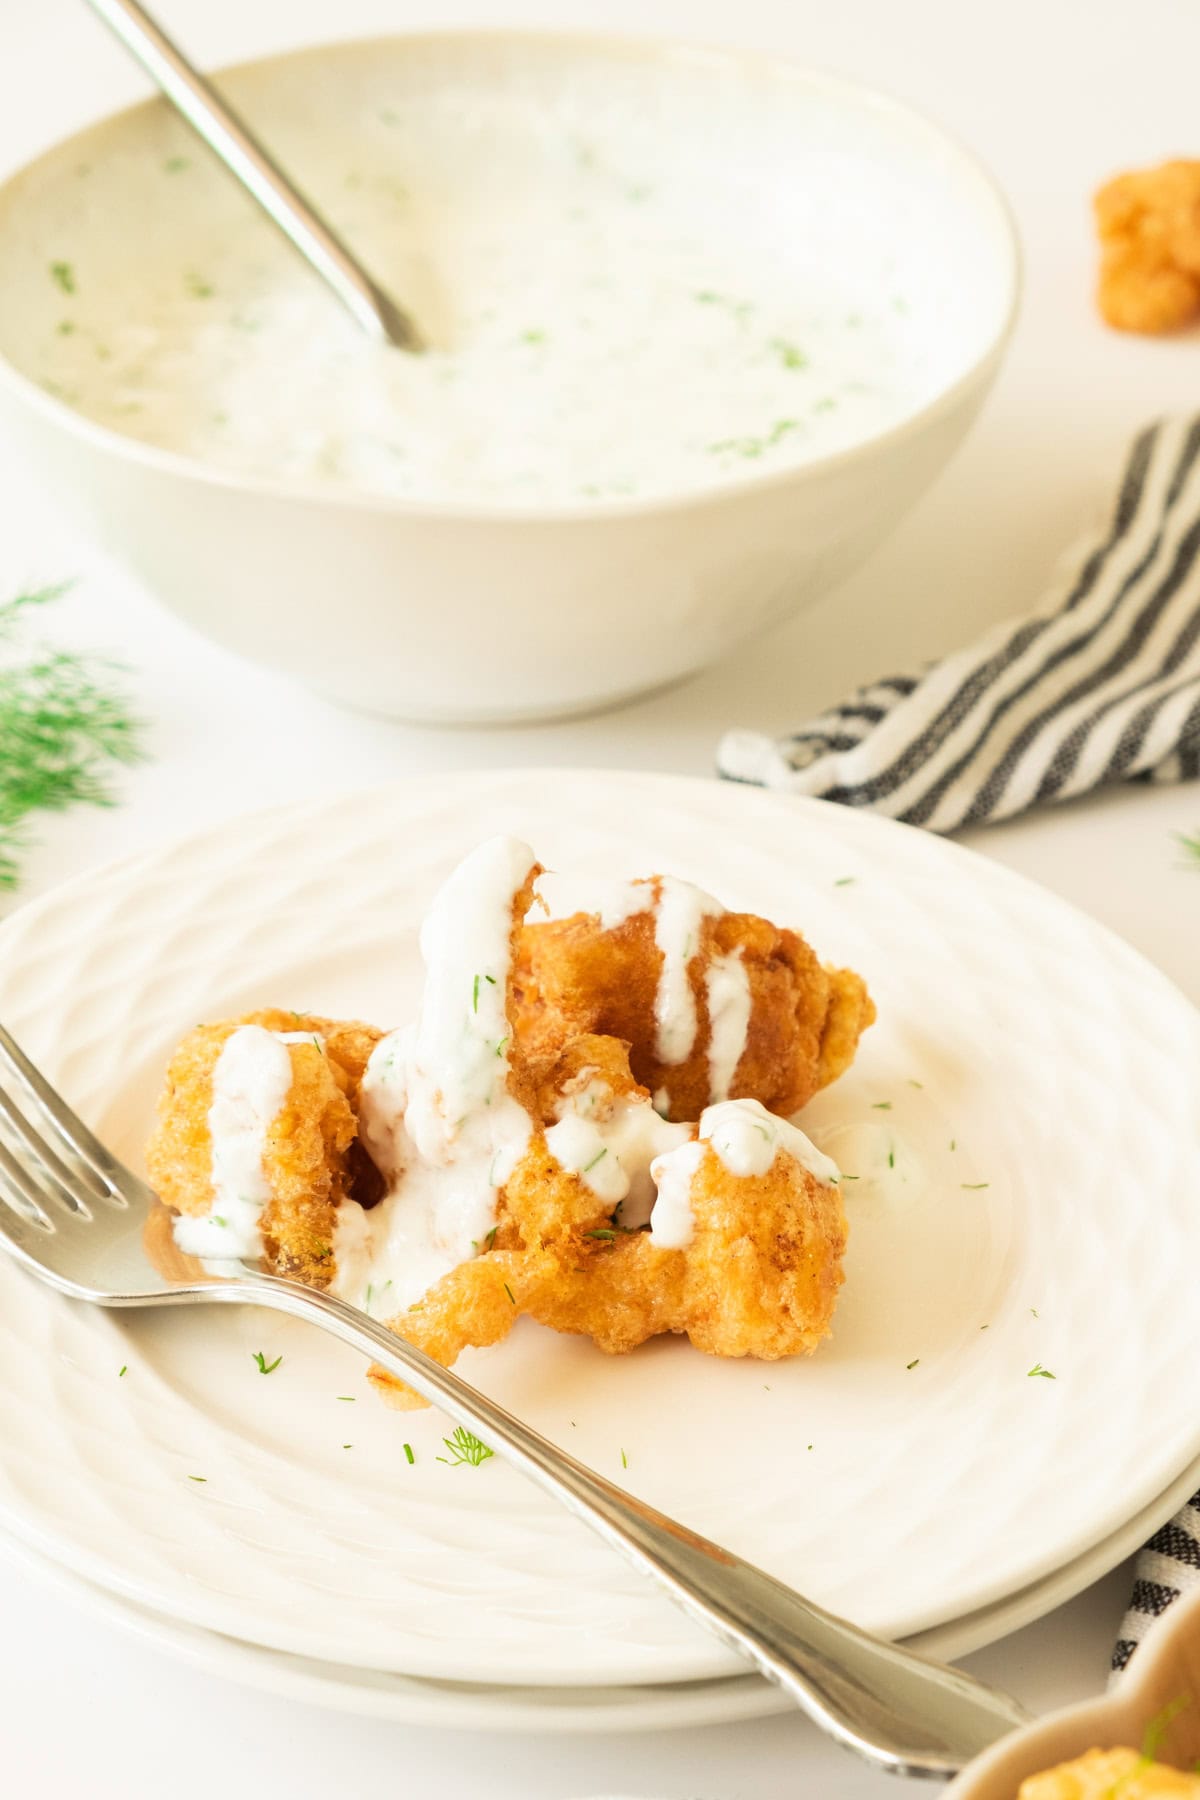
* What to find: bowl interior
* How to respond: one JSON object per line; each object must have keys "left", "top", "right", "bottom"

{"left": 949, "top": 1585, "right": 1200, "bottom": 1797}
{"left": 0, "top": 32, "right": 1017, "bottom": 507}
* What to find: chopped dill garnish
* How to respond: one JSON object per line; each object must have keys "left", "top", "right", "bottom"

{"left": 871, "top": 1101, "right": 892, "bottom": 1111}
{"left": 56, "top": 320, "right": 75, "bottom": 336}
{"left": 494, "top": 1035, "right": 508, "bottom": 1057}
{"left": 906, "top": 1359, "right": 919, "bottom": 1370}
{"left": 771, "top": 338, "right": 808, "bottom": 369}
{"left": 620, "top": 1448, "right": 628, "bottom": 1469}
{"left": 585, "top": 1228, "right": 616, "bottom": 1240}
{"left": 337, "top": 1395, "right": 355, "bottom": 1402}
{"left": 253, "top": 1351, "right": 282, "bottom": 1374}
{"left": 833, "top": 876, "right": 856, "bottom": 886}
{"left": 503, "top": 1281, "right": 516, "bottom": 1306}
{"left": 0, "top": 583, "right": 145, "bottom": 893}
{"left": 887, "top": 1148, "right": 895, "bottom": 1169}
{"left": 118, "top": 1364, "right": 127, "bottom": 1377}
{"left": 1030, "top": 1307, "right": 1039, "bottom": 1318}
{"left": 949, "top": 1139, "right": 957, "bottom": 1151}
{"left": 707, "top": 417, "right": 798, "bottom": 460}
{"left": 1176, "top": 830, "right": 1200, "bottom": 866}
{"left": 49, "top": 261, "right": 76, "bottom": 294}
{"left": 184, "top": 271, "right": 214, "bottom": 299}
{"left": 1141, "top": 1695, "right": 1191, "bottom": 1761}
{"left": 961, "top": 1182, "right": 990, "bottom": 1190}
{"left": 403, "top": 1442, "right": 415, "bottom": 1465}
{"left": 164, "top": 155, "right": 189, "bottom": 173}
{"left": 582, "top": 1148, "right": 608, "bottom": 1173}
{"left": 485, "top": 1225, "right": 498, "bottom": 1251}
{"left": 520, "top": 329, "right": 546, "bottom": 345}
{"left": 436, "top": 1426, "right": 494, "bottom": 1468}
{"left": 907, "top": 1079, "right": 924, "bottom": 1090}
{"left": 472, "top": 973, "right": 480, "bottom": 1012}
{"left": 841, "top": 1173, "right": 860, "bottom": 1180}
{"left": 187, "top": 1474, "right": 207, "bottom": 1483}
{"left": 342, "top": 1443, "right": 352, "bottom": 1450}
{"left": 1027, "top": 1362, "right": 1055, "bottom": 1379}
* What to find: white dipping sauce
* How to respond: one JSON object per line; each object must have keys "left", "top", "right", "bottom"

{"left": 335, "top": 836, "right": 535, "bottom": 1314}
{"left": 30, "top": 92, "right": 920, "bottom": 507}
{"left": 173, "top": 1024, "right": 293, "bottom": 1259}
{"left": 648, "top": 1139, "right": 705, "bottom": 1250}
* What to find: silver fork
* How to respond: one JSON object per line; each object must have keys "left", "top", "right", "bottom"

{"left": 0, "top": 1021, "right": 1030, "bottom": 1779}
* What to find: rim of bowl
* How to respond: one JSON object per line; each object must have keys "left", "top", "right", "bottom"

{"left": 0, "top": 26, "right": 1024, "bottom": 527}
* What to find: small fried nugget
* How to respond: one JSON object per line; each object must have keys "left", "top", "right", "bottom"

{"left": 1020, "top": 1748, "right": 1200, "bottom": 1798}
{"left": 145, "top": 1008, "right": 381, "bottom": 1285}
{"left": 1095, "top": 160, "right": 1200, "bottom": 333}
{"left": 513, "top": 880, "right": 874, "bottom": 1122}
{"left": 536, "top": 1120, "right": 847, "bottom": 1364}
{"left": 672, "top": 1133, "right": 847, "bottom": 1359}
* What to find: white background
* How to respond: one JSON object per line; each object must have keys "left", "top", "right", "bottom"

{"left": 0, "top": 0, "right": 1197, "bottom": 1795}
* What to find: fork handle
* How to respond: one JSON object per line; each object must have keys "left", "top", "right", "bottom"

{"left": 214, "top": 1276, "right": 1028, "bottom": 1779}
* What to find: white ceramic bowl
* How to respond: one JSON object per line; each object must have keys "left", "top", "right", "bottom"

{"left": 948, "top": 1586, "right": 1200, "bottom": 1797}
{"left": 0, "top": 32, "right": 1019, "bottom": 724}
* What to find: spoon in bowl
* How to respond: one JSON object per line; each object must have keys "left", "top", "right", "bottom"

{"left": 81, "top": 0, "right": 423, "bottom": 351}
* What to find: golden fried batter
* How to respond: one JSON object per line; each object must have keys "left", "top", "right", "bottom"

{"left": 1020, "top": 1748, "right": 1200, "bottom": 1798}
{"left": 146, "top": 1008, "right": 381, "bottom": 1285}
{"left": 373, "top": 1105, "right": 847, "bottom": 1406}
{"left": 1095, "top": 160, "right": 1200, "bottom": 333}
{"left": 513, "top": 887, "right": 873, "bottom": 1121}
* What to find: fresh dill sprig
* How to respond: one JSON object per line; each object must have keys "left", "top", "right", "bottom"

{"left": 0, "top": 584, "right": 145, "bottom": 892}
{"left": 253, "top": 1351, "right": 282, "bottom": 1374}
{"left": 1176, "top": 830, "right": 1200, "bottom": 867}
{"left": 436, "top": 1426, "right": 494, "bottom": 1468}
{"left": 1027, "top": 1362, "right": 1056, "bottom": 1380}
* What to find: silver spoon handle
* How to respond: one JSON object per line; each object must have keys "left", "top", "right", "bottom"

{"left": 210, "top": 1275, "right": 1029, "bottom": 1780}
{"left": 81, "top": 0, "right": 422, "bottom": 350}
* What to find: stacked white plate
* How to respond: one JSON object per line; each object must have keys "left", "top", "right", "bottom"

{"left": 1, "top": 771, "right": 1197, "bottom": 1730}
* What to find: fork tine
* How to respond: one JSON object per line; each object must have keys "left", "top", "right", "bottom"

{"left": 0, "top": 1088, "right": 98, "bottom": 1213}
{"left": 0, "top": 1137, "right": 66, "bottom": 1227}
{"left": 0, "top": 1023, "right": 144, "bottom": 1208}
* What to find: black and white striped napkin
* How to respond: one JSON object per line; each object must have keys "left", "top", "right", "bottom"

{"left": 1112, "top": 1492, "right": 1200, "bottom": 1678}
{"left": 718, "top": 416, "right": 1200, "bottom": 825}
{"left": 719, "top": 417, "right": 1200, "bottom": 1680}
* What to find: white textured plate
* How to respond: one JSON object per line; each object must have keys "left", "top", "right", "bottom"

{"left": 0, "top": 770, "right": 1197, "bottom": 1688}
{"left": 4, "top": 1447, "right": 1198, "bottom": 1733}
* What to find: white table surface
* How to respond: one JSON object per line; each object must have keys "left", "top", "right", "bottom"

{"left": 0, "top": 0, "right": 1197, "bottom": 1794}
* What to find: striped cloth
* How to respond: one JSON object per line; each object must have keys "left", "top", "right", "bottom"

{"left": 717, "top": 416, "right": 1200, "bottom": 825}
{"left": 1112, "top": 1492, "right": 1200, "bottom": 1679}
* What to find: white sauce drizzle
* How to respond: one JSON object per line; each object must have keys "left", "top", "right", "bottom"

{"left": 704, "top": 948, "right": 750, "bottom": 1102}
{"left": 546, "top": 1082, "right": 691, "bottom": 1227}
{"left": 652, "top": 878, "right": 724, "bottom": 1067}
{"left": 648, "top": 1139, "right": 704, "bottom": 1249}
{"left": 699, "top": 1098, "right": 841, "bottom": 1186}
{"left": 173, "top": 1024, "right": 293, "bottom": 1259}
{"left": 332, "top": 836, "right": 536, "bottom": 1314}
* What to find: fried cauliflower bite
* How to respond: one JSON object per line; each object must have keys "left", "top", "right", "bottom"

{"left": 1020, "top": 1748, "right": 1200, "bottom": 1798}
{"left": 145, "top": 1008, "right": 381, "bottom": 1285}
{"left": 374, "top": 1081, "right": 847, "bottom": 1406}
{"left": 512, "top": 883, "right": 874, "bottom": 1122}
{"left": 1095, "top": 161, "right": 1200, "bottom": 333}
